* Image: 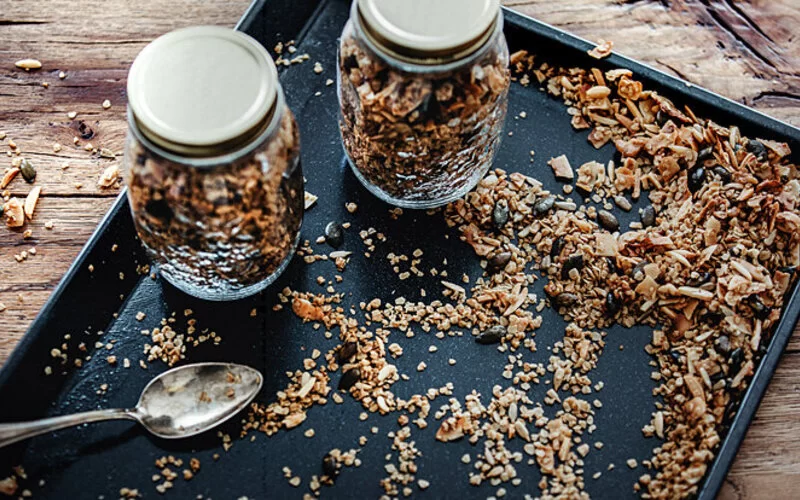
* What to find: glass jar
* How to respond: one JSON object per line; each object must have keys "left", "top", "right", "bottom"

{"left": 123, "top": 27, "right": 303, "bottom": 301}
{"left": 338, "top": 0, "right": 510, "bottom": 209}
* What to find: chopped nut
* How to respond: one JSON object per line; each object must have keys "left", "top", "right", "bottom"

{"left": 3, "top": 198, "right": 24, "bottom": 227}
{"left": 97, "top": 164, "right": 120, "bottom": 188}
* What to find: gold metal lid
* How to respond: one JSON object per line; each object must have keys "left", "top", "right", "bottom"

{"left": 356, "top": 0, "right": 500, "bottom": 63}
{"left": 127, "top": 26, "right": 278, "bottom": 156}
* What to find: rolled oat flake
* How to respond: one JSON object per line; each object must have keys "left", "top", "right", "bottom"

{"left": 124, "top": 27, "right": 303, "bottom": 300}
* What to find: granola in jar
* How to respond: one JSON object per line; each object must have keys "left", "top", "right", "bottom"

{"left": 338, "top": 0, "right": 510, "bottom": 208}
{"left": 123, "top": 27, "right": 302, "bottom": 301}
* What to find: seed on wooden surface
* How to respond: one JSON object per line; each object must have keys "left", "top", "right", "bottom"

{"left": 58, "top": 71, "right": 66, "bottom": 79}
{"left": 102, "top": 99, "right": 112, "bottom": 109}
{"left": 325, "top": 221, "right": 343, "bottom": 248}
{"left": 20, "top": 159, "right": 36, "bottom": 183}
{"left": 597, "top": 210, "right": 619, "bottom": 232}
{"left": 67, "top": 111, "right": 77, "bottom": 120}
{"left": 475, "top": 325, "right": 505, "bottom": 345}
{"left": 15, "top": 59, "right": 42, "bottom": 70}
{"left": 0, "top": 167, "right": 19, "bottom": 189}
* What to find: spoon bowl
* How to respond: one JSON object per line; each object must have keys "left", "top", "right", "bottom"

{"left": 136, "top": 362, "right": 263, "bottom": 438}
{"left": 0, "top": 362, "right": 263, "bottom": 448}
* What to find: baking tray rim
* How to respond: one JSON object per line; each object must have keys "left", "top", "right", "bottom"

{"left": 0, "top": 1, "right": 798, "bottom": 498}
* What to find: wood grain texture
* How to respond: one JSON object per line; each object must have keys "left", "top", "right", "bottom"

{"left": 1, "top": 0, "right": 799, "bottom": 498}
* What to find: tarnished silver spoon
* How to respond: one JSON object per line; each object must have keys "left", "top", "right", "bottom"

{"left": 0, "top": 362, "right": 262, "bottom": 448}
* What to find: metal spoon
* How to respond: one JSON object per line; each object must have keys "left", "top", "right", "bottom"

{"left": 0, "top": 362, "right": 263, "bottom": 448}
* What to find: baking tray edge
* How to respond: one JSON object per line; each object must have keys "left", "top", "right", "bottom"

{"left": 0, "top": 1, "right": 797, "bottom": 498}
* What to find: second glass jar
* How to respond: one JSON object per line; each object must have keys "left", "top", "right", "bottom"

{"left": 337, "top": 0, "right": 511, "bottom": 209}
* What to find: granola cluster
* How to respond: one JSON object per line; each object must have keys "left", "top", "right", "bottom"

{"left": 338, "top": 23, "right": 510, "bottom": 207}
{"left": 507, "top": 51, "right": 800, "bottom": 497}
{"left": 238, "top": 57, "right": 799, "bottom": 499}
{"left": 124, "top": 109, "right": 303, "bottom": 300}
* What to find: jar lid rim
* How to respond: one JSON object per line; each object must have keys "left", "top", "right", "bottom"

{"left": 127, "top": 26, "right": 278, "bottom": 151}
{"left": 356, "top": 0, "right": 500, "bottom": 58}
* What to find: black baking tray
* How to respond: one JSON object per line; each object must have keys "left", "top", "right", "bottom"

{"left": 1, "top": 0, "right": 799, "bottom": 498}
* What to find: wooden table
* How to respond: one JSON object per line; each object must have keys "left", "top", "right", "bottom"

{"left": 1, "top": 0, "right": 798, "bottom": 497}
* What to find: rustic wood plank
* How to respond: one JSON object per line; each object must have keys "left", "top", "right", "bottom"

{"left": 1, "top": 0, "right": 800, "bottom": 498}
{"left": 0, "top": 198, "right": 116, "bottom": 363}
{"left": 508, "top": 0, "right": 800, "bottom": 127}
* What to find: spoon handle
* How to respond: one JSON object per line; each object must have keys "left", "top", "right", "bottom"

{"left": 0, "top": 408, "right": 138, "bottom": 448}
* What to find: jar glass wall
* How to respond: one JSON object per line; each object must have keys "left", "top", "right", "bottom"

{"left": 337, "top": 7, "right": 510, "bottom": 209}
{"left": 123, "top": 95, "right": 303, "bottom": 301}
